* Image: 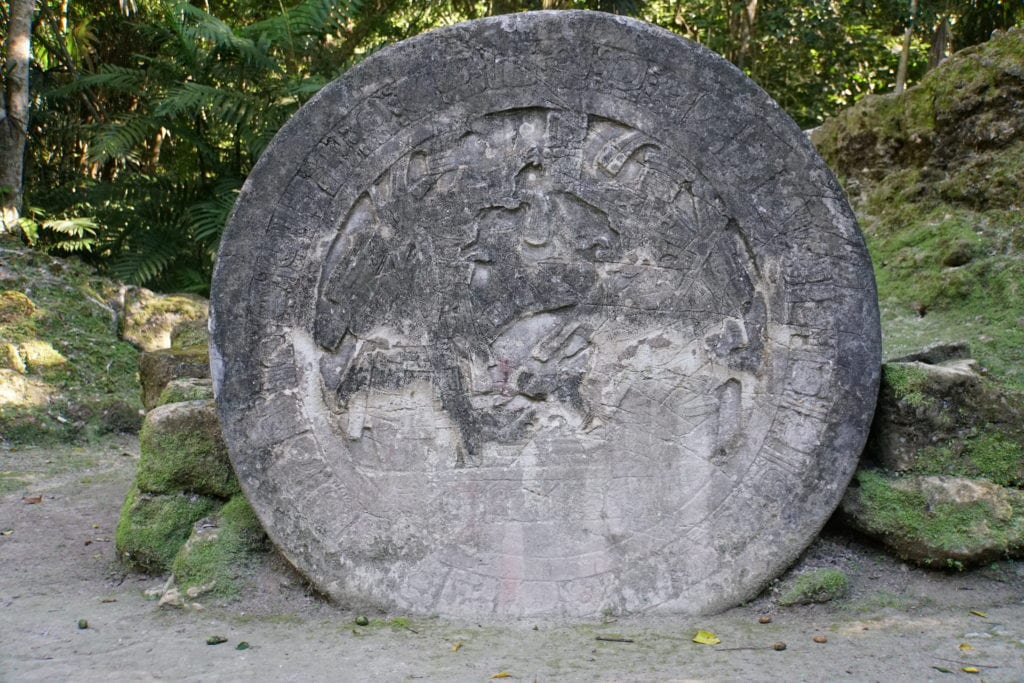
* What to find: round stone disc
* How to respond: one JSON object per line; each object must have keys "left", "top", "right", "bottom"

{"left": 210, "top": 11, "right": 880, "bottom": 617}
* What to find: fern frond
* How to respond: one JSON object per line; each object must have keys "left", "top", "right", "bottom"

{"left": 50, "top": 64, "right": 148, "bottom": 96}
{"left": 87, "top": 115, "right": 161, "bottom": 164}
{"left": 187, "top": 185, "right": 239, "bottom": 247}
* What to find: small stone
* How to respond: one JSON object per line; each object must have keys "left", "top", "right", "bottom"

{"left": 773, "top": 641, "right": 787, "bottom": 651}
{"left": 354, "top": 615, "right": 369, "bottom": 626}
{"left": 758, "top": 615, "right": 773, "bottom": 624}
{"left": 813, "top": 635, "right": 828, "bottom": 643}
{"left": 157, "top": 587, "right": 184, "bottom": 608}
{"left": 206, "top": 635, "right": 228, "bottom": 645}
{"left": 77, "top": 619, "right": 88, "bottom": 630}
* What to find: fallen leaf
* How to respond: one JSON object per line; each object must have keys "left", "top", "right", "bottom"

{"left": 1, "top": 528, "right": 13, "bottom": 536}
{"left": 969, "top": 610, "right": 987, "bottom": 618}
{"left": 206, "top": 635, "right": 227, "bottom": 645}
{"left": 451, "top": 641, "right": 462, "bottom": 652}
{"left": 77, "top": 619, "right": 88, "bottom": 630}
{"left": 931, "top": 666, "right": 953, "bottom": 674}
{"left": 99, "top": 597, "right": 117, "bottom": 603}
{"left": 490, "top": 673, "right": 512, "bottom": 679}
{"left": 692, "top": 630, "right": 721, "bottom": 645}
{"left": 959, "top": 643, "right": 973, "bottom": 651}
{"left": 22, "top": 495, "right": 42, "bottom": 504}
{"left": 235, "top": 642, "right": 250, "bottom": 650}
{"left": 961, "top": 666, "right": 980, "bottom": 674}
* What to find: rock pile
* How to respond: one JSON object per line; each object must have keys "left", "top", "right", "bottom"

{"left": 114, "top": 296, "right": 266, "bottom": 603}
{"left": 841, "top": 346, "right": 1024, "bottom": 568}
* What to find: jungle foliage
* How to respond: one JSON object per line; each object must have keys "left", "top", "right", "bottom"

{"left": 4, "top": 0, "right": 1022, "bottom": 292}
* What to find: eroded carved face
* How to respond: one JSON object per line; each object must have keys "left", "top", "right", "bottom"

{"left": 314, "top": 107, "right": 765, "bottom": 466}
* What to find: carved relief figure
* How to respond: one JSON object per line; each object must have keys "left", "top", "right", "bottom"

{"left": 313, "top": 107, "right": 766, "bottom": 471}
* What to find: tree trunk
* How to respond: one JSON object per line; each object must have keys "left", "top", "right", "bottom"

{"left": 1, "top": 0, "right": 34, "bottom": 233}
{"left": 895, "top": 0, "right": 918, "bottom": 95}
{"left": 733, "top": 0, "right": 759, "bottom": 71}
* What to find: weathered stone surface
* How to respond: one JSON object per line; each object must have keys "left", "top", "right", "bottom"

{"left": 211, "top": 12, "right": 880, "bottom": 617}
{"left": 136, "top": 400, "right": 239, "bottom": 499}
{"left": 840, "top": 471, "right": 1024, "bottom": 567}
{"left": 139, "top": 346, "right": 210, "bottom": 410}
{"left": 888, "top": 341, "right": 970, "bottom": 365}
{"left": 170, "top": 318, "right": 209, "bottom": 350}
{"left": 157, "top": 378, "right": 215, "bottom": 407}
{"left": 119, "top": 287, "right": 208, "bottom": 353}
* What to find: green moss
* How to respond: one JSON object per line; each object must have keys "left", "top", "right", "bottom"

{"left": 0, "top": 250, "right": 143, "bottom": 445}
{"left": 135, "top": 402, "right": 239, "bottom": 498}
{"left": 115, "top": 485, "right": 221, "bottom": 573}
{"left": 171, "top": 495, "right": 269, "bottom": 599}
{"left": 853, "top": 470, "right": 1023, "bottom": 565}
{"left": 156, "top": 378, "right": 214, "bottom": 406}
{"left": 966, "top": 433, "right": 1024, "bottom": 487}
{"left": 882, "top": 364, "right": 930, "bottom": 408}
{"left": 778, "top": 568, "right": 850, "bottom": 606}
{"left": 814, "top": 31, "right": 1024, "bottom": 393}
{"left": 906, "top": 425, "right": 1024, "bottom": 487}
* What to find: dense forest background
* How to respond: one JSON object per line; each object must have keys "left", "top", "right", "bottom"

{"left": 2, "top": 0, "right": 1021, "bottom": 294}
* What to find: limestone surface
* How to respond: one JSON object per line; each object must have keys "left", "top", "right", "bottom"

{"left": 211, "top": 11, "right": 880, "bottom": 616}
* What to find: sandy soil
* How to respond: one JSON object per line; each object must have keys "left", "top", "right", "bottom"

{"left": 2, "top": 436, "right": 1023, "bottom": 682}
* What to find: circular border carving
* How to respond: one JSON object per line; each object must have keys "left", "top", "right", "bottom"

{"left": 211, "top": 11, "right": 880, "bottom": 617}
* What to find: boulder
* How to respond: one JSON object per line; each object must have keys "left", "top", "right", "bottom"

{"left": 138, "top": 346, "right": 210, "bottom": 410}
{"left": 114, "top": 485, "right": 220, "bottom": 573}
{"left": 135, "top": 399, "right": 239, "bottom": 499}
{"left": 170, "top": 495, "right": 269, "bottom": 599}
{"left": 119, "top": 287, "right": 208, "bottom": 352}
{"left": 840, "top": 470, "right": 1024, "bottom": 568}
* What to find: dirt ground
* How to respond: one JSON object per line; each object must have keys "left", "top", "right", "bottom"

{"left": 2, "top": 435, "right": 1023, "bottom": 682}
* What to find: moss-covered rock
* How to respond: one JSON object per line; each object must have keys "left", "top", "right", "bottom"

{"left": 157, "top": 378, "right": 215, "bottom": 406}
{"left": 171, "top": 495, "right": 270, "bottom": 599}
{"left": 0, "top": 290, "right": 36, "bottom": 323}
{"left": 840, "top": 470, "right": 1024, "bottom": 568}
{"left": 138, "top": 346, "right": 210, "bottom": 410}
{"left": 170, "top": 318, "right": 209, "bottom": 350}
{"left": 115, "top": 485, "right": 221, "bottom": 573}
{"left": 1, "top": 342, "right": 26, "bottom": 372}
{"left": 812, "top": 28, "right": 1024, "bottom": 186}
{"left": 119, "top": 287, "right": 208, "bottom": 353}
{"left": 778, "top": 569, "right": 850, "bottom": 606}
{"left": 867, "top": 359, "right": 1024, "bottom": 479}
{"left": 136, "top": 400, "right": 239, "bottom": 499}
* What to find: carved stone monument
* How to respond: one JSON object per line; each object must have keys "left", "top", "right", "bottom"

{"left": 210, "top": 11, "right": 881, "bottom": 617}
